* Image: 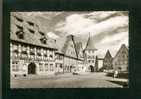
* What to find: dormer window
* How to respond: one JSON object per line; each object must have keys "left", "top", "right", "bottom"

{"left": 40, "top": 36, "right": 47, "bottom": 44}
{"left": 16, "top": 25, "right": 23, "bottom": 30}
{"left": 15, "top": 24, "right": 24, "bottom": 39}
{"left": 16, "top": 30, "right": 24, "bottom": 39}
{"left": 27, "top": 21, "right": 34, "bottom": 26}
{"left": 28, "top": 28, "right": 35, "bottom": 34}
{"left": 39, "top": 31, "right": 45, "bottom": 36}
{"left": 15, "top": 16, "right": 23, "bottom": 22}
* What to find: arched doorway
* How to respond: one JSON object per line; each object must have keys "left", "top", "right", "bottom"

{"left": 28, "top": 62, "right": 36, "bottom": 74}
{"left": 89, "top": 65, "right": 94, "bottom": 72}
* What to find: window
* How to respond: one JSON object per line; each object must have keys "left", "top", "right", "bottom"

{"left": 37, "top": 53, "right": 41, "bottom": 57}
{"left": 50, "top": 64, "right": 53, "bottom": 71}
{"left": 39, "top": 31, "right": 45, "bottom": 36}
{"left": 88, "top": 60, "right": 91, "bottom": 63}
{"left": 56, "top": 64, "right": 58, "bottom": 68}
{"left": 16, "top": 29, "right": 24, "bottom": 39}
{"left": 27, "top": 21, "right": 34, "bottom": 26}
{"left": 88, "top": 50, "right": 91, "bottom": 53}
{"left": 88, "top": 56, "right": 91, "bottom": 59}
{"left": 49, "top": 54, "right": 53, "bottom": 58}
{"left": 21, "top": 51, "right": 27, "bottom": 54}
{"left": 44, "top": 54, "right": 47, "bottom": 57}
{"left": 12, "top": 61, "right": 19, "bottom": 71}
{"left": 30, "top": 47, "right": 35, "bottom": 55}
{"left": 15, "top": 16, "right": 23, "bottom": 22}
{"left": 37, "top": 48, "right": 41, "bottom": 57}
{"left": 16, "top": 25, "right": 23, "bottom": 30}
{"left": 21, "top": 45, "right": 27, "bottom": 51}
{"left": 60, "top": 56, "right": 63, "bottom": 60}
{"left": 30, "top": 51, "right": 35, "bottom": 55}
{"left": 15, "top": 25, "right": 24, "bottom": 39}
{"left": 28, "top": 28, "right": 35, "bottom": 34}
{"left": 45, "top": 63, "right": 48, "bottom": 71}
{"left": 40, "top": 37, "right": 47, "bottom": 44}
{"left": 60, "top": 64, "right": 63, "bottom": 68}
{"left": 39, "top": 63, "right": 44, "bottom": 71}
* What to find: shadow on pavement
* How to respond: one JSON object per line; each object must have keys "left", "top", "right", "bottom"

{"left": 107, "top": 80, "right": 128, "bottom": 88}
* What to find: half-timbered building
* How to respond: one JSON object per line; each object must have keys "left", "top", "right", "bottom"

{"left": 112, "top": 44, "right": 128, "bottom": 72}
{"left": 10, "top": 12, "right": 57, "bottom": 77}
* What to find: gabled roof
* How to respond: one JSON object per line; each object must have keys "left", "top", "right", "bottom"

{"left": 113, "top": 44, "right": 128, "bottom": 59}
{"left": 10, "top": 12, "right": 57, "bottom": 50}
{"left": 55, "top": 35, "right": 84, "bottom": 59}
{"left": 61, "top": 35, "right": 78, "bottom": 58}
{"left": 104, "top": 50, "right": 113, "bottom": 59}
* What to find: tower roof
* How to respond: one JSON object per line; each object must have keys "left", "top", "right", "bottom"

{"left": 85, "top": 33, "right": 97, "bottom": 50}
{"left": 104, "top": 50, "right": 112, "bottom": 59}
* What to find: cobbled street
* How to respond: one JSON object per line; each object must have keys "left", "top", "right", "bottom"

{"left": 11, "top": 72, "right": 128, "bottom": 88}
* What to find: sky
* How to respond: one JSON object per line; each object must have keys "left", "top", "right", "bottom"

{"left": 17, "top": 11, "right": 128, "bottom": 58}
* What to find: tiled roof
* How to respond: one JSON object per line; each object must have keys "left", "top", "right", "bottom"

{"left": 55, "top": 35, "right": 84, "bottom": 59}
{"left": 10, "top": 12, "right": 57, "bottom": 49}
{"left": 113, "top": 44, "right": 128, "bottom": 59}
{"left": 104, "top": 50, "right": 113, "bottom": 59}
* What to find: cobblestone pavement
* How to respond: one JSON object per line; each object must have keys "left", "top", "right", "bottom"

{"left": 11, "top": 72, "right": 128, "bottom": 88}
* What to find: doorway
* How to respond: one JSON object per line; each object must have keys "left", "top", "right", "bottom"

{"left": 28, "top": 62, "right": 36, "bottom": 74}
{"left": 89, "top": 65, "right": 94, "bottom": 72}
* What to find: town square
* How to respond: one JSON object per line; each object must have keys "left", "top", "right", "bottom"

{"left": 10, "top": 11, "right": 128, "bottom": 88}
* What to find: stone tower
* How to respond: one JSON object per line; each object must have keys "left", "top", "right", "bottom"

{"left": 84, "top": 33, "right": 97, "bottom": 72}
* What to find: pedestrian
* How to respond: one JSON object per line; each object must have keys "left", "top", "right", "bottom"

{"left": 113, "top": 70, "right": 118, "bottom": 78}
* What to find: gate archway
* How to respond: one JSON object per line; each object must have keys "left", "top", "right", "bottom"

{"left": 28, "top": 62, "right": 36, "bottom": 74}
{"left": 89, "top": 65, "right": 94, "bottom": 72}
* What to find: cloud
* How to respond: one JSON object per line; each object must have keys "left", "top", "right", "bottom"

{"left": 85, "top": 11, "right": 128, "bottom": 22}
{"left": 55, "top": 14, "right": 95, "bottom": 35}
{"left": 55, "top": 12, "right": 128, "bottom": 37}
{"left": 22, "top": 11, "right": 63, "bottom": 20}
{"left": 81, "top": 15, "right": 128, "bottom": 36}
{"left": 47, "top": 32, "right": 59, "bottom": 39}
{"left": 99, "top": 31, "right": 128, "bottom": 45}
{"left": 54, "top": 11, "right": 128, "bottom": 58}
{"left": 95, "top": 31, "right": 128, "bottom": 57}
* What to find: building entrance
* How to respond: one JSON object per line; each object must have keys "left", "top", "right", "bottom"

{"left": 89, "top": 65, "right": 94, "bottom": 72}
{"left": 28, "top": 62, "right": 36, "bottom": 74}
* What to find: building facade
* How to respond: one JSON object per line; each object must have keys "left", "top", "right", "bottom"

{"left": 112, "top": 44, "right": 128, "bottom": 72}
{"left": 55, "top": 52, "right": 64, "bottom": 73}
{"left": 61, "top": 35, "right": 83, "bottom": 73}
{"left": 103, "top": 50, "right": 113, "bottom": 70}
{"left": 10, "top": 12, "right": 57, "bottom": 77}
{"left": 83, "top": 34, "right": 97, "bottom": 72}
